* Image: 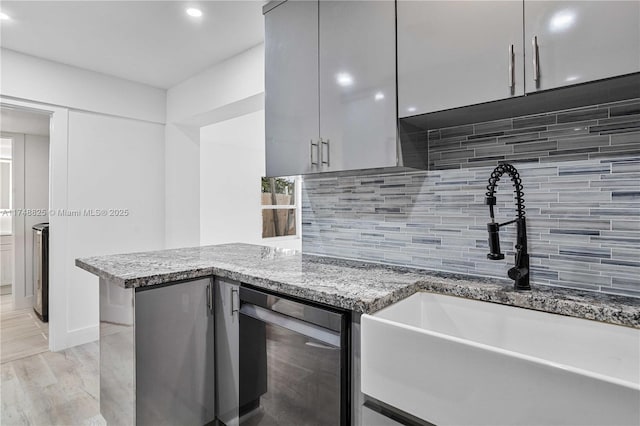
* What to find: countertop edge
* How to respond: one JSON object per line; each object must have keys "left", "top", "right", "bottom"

{"left": 210, "top": 268, "right": 423, "bottom": 314}
{"left": 75, "top": 258, "right": 127, "bottom": 287}
{"left": 75, "top": 248, "right": 640, "bottom": 328}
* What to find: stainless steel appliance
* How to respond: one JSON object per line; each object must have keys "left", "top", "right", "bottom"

{"left": 239, "top": 286, "right": 348, "bottom": 426}
{"left": 32, "top": 223, "right": 49, "bottom": 322}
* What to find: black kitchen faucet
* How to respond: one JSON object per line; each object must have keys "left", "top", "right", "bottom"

{"left": 485, "top": 163, "right": 531, "bottom": 291}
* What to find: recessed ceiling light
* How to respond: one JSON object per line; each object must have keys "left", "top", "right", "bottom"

{"left": 0, "top": 12, "right": 11, "bottom": 20}
{"left": 186, "top": 8, "right": 203, "bottom": 18}
{"left": 407, "top": 107, "right": 417, "bottom": 113}
{"left": 374, "top": 92, "right": 385, "bottom": 101}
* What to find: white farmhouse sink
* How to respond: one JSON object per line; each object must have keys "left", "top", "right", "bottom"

{"left": 361, "top": 292, "right": 640, "bottom": 426}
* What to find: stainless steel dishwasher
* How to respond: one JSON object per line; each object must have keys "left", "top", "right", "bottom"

{"left": 239, "top": 287, "right": 349, "bottom": 426}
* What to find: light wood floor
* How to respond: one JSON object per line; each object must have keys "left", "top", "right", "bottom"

{"left": 1, "top": 341, "right": 104, "bottom": 426}
{"left": 1, "top": 294, "right": 49, "bottom": 364}
{"left": 1, "top": 294, "right": 106, "bottom": 425}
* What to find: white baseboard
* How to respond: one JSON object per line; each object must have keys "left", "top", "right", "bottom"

{"left": 60, "top": 325, "right": 99, "bottom": 350}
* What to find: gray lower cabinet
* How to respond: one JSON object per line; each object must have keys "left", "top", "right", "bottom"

{"left": 135, "top": 278, "right": 215, "bottom": 425}
{"left": 524, "top": 0, "right": 640, "bottom": 93}
{"left": 398, "top": 0, "right": 524, "bottom": 117}
{"left": 215, "top": 277, "right": 240, "bottom": 426}
{"left": 99, "top": 277, "right": 215, "bottom": 426}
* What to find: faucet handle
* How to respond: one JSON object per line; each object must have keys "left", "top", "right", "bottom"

{"left": 508, "top": 266, "right": 529, "bottom": 281}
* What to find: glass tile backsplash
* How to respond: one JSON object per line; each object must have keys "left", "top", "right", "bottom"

{"left": 302, "top": 98, "right": 640, "bottom": 297}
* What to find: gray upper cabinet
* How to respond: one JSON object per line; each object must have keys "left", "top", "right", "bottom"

{"left": 398, "top": 1, "right": 525, "bottom": 117}
{"left": 398, "top": 0, "right": 640, "bottom": 117}
{"left": 265, "top": 0, "right": 400, "bottom": 176}
{"left": 524, "top": 1, "right": 640, "bottom": 93}
{"left": 265, "top": 0, "right": 319, "bottom": 177}
{"left": 318, "top": 0, "right": 397, "bottom": 172}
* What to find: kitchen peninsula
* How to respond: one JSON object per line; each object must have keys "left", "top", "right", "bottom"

{"left": 77, "top": 243, "right": 640, "bottom": 426}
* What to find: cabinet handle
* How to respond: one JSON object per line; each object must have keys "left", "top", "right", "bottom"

{"left": 310, "top": 139, "right": 319, "bottom": 166}
{"left": 321, "top": 138, "right": 330, "bottom": 166}
{"left": 508, "top": 44, "right": 515, "bottom": 90}
{"left": 231, "top": 288, "right": 239, "bottom": 315}
{"left": 532, "top": 36, "right": 540, "bottom": 85}
{"left": 206, "top": 280, "right": 213, "bottom": 315}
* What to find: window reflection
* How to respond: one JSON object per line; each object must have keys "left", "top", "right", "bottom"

{"left": 261, "top": 177, "right": 297, "bottom": 238}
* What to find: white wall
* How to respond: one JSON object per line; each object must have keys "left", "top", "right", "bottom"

{"left": 67, "top": 111, "right": 165, "bottom": 343}
{"left": 1, "top": 51, "right": 167, "bottom": 350}
{"left": 167, "top": 42, "right": 300, "bottom": 251}
{"left": 23, "top": 134, "right": 50, "bottom": 307}
{"left": 0, "top": 137, "right": 14, "bottom": 235}
{"left": 200, "top": 112, "right": 264, "bottom": 245}
{"left": 1, "top": 122, "right": 49, "bottom": 308}
{"left": 199, "top": 111, "right": 301, "bottom": 250}
{"left": 166, "top": 44, "right": 264, "bottom": 124}
{"left": 1, "top": 108, "right": 50, "bottom": 136}
{"left": 0, "top": 218, "right": 10, "bottom": 237}
{"left": 165, "top": 123, "right": 200, "bottom": 248}
{"left": 6, "top": 133, "right": 25, "bottom": 307}
{"left": 165, "top": 43, "right": 266, "bottom": 249}
{"left": 1, "top": 48, "right": 165, "bottom": 124}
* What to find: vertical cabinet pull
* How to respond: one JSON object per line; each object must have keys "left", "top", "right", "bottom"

{"left": 532, "top": 36, "right": 540, "bottom": 85}
{"left": 312, "top": 138, "right": 330, "bottom": 168}
{"left": 207, "top": 280, "right": 214, "bottom": 315}
{"left": 231, "top": 288, "right": 239, "bottom": 315}
{"left": 310, "top": 139, "right": 319, "bottom": 166}
{"left": 321, "top": 138, "right": 330, "bottom": 166}
{"left": 508, "top": 44, "right": 515, "bottom": 91}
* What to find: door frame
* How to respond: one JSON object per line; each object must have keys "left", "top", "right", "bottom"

{"left": 1, "top": 97, "right": 69, "bottom": 352}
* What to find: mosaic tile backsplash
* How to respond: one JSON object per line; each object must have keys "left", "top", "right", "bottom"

{"left": 302, "top": 98, "right": 640, "bottom": 297}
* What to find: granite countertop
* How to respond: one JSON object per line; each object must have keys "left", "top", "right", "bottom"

{"left": 76, "top": 243, "right": 640, "bottom": 328}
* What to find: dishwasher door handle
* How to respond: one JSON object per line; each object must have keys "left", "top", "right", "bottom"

{"left": 240, "top": 303, "right": 341, "bottom": 348}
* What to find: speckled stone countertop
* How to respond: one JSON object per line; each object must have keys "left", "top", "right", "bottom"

{"left": 76, "top": 243, "right": 640, "bottom": 328}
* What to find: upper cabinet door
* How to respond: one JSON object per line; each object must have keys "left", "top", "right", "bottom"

{"left": 318, "top": 0, "right": 397, "bottom": 172}
{"left": 524, "top": 1, "right": 640, "bottom": 93}
{"left": 398, "top": 0, "right": 525, "bottom": 117}
{"left": 265, "top": 1, "right": 319, "bottom": 177}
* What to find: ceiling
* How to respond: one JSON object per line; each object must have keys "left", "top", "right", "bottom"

{"left": 0, "top": 1, "right": 265, "bottom": 89}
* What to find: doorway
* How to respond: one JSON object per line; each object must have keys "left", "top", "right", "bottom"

{"left": 0, "top": 107, "right": 51, "bottom": 363}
